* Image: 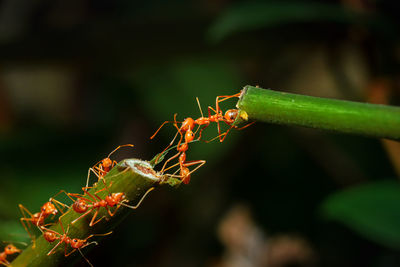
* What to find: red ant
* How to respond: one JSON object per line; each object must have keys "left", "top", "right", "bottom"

{"left": 159, "top": 114, "right": 206, "bottom": 184}
{"left": 42, "top": 220, "right": 111, "bottom": 267}
{"left": 55, "top": 184, "right": 154, "bottom": 226}
{"left": 85, "top": 144, "right": 134, "bottom": 189}
{"left": 198, "top": 92, "right": 254, "bottom": 142}
{"left": 19, "top": 197, "right": 68, "bottom": 242}
{"left": 0, "top": 244, "right": 21, "bottom": 266}
{"left": 151, "top": 91, "right": 250, "bottom": 148}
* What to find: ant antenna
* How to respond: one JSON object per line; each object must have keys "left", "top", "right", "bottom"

{"left": 107, "top": 144, "right": 134, "bottom": 158}
{"left": 196, "top": 97, "right": 204, "bottom": 117}
{"left": 120, "top": 188, "right": 154, "bottom": 210}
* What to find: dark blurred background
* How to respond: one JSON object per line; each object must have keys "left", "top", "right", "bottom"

{"left": 1, "top": 0, "right": 400, "bottom": 266}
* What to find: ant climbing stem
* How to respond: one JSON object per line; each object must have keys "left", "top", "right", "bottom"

{"left": 18, "top": 196, "right": 69, "bottom": 244}
{"left": 42, "top": 220, "right": 112, "bottom": 267}
{"left": 85, "top": 144, "right": 134, "bottom": 189}
{"left": 160, "top": 118, "right": 206, "bottom": 184}
{"left": 53, "top": 183, "right": 154, "bottom": 226}
{"left": 151, "top": 113, "right": 194, "bottom": 164}
{"left": 0, "top": 244, "right": 21, "bottom": 266}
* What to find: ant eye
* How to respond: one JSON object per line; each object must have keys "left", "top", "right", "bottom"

{"left": 73, "top": 239, "right": 78, "bottom": 243}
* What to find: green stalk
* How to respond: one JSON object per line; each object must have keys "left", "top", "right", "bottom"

{"left": 236, "top": 85, "right": 400, "bottom": 141}
{"left": 11, "top": 158, "right": 180, "bottom": 267}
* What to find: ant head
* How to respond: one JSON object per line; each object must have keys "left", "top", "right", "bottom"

{"left": 184, "top": 130, "right": 195, "bottom": 143}
{"left": 41, "top": 202, "right": 58, "bottom": 216}
{"left": 102, "top": 158, "right": 113, "bottom": 168}
{"left": 5, "top": 244, "right": 21, "bottom": 254}
{"left": 44, "top": 231, "right": 58, "bottom": 243}
{"left": 224, "top": 109, "right": 238, "bottom": 123}
{"left": 70, "top": 238, "right": 86, "bottom": 249}
{"left": 181, "top": 118, "right": 195, "bottom": 132}
{"left": 73, "top": 199, "right": 88, "bottom": 213}
{"left": 180, "top": 167, "right": 191, "bottom": 185}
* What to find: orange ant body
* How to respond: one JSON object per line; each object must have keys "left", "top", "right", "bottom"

{"left": 86, "top": 144, "right": 134, "bottom": 189}
{"left": 150, "top": 92, "right": 248, "bottom": 145}
{"left": 42, "top": 220, "right": 111, "bottom": 267}
{"left": 160, "top": 115, "right": 206, "bottom": 184}
{"left": 19, "top": 198, "right": 67, "bottom": 242}
{"left": 58, "top": 185, "right": 153, "bottom": 226}
{"left": 0, "top": 244, "right": 21, "bottom": 266}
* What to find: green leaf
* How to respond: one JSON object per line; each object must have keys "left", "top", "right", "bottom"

{"left": 208, "top": 2, "right": 357, "bottom": 42}
{"left": 320, "top": 180, "right": 400, "bottom": 249}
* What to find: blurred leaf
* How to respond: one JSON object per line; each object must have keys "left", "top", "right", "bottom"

{"left": 320, "top": 180, "right": 400, "bottom": 249}
{"left": 208, "top": 2, "right": 358, "bottom": 42}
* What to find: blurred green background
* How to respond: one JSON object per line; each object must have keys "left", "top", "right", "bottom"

{"left": 1, "top": 0, "right": 400, "bottom": 266}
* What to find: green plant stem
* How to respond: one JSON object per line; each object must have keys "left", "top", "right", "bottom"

{"left": 236, "top": 85, "right": 400, "bottom": 141}
{"left": 11, "top": 159, "right": 170, "bottom": 267}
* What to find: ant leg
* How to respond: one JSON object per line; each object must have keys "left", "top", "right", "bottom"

{"left": 196, "top": 123, "right": 210, "bottom": 141}
{"left": 106, "top": 206, "right": 117, "bottom": 217}
{"left": 120, "top": 187, "right": 154, "bottom": 210}
{"left": 68, "top": 193, "right": 93, "bottom": 204}
{"left": 162, "top": 161, "right": 180, "bottom": 173}
{"left": 49, "top": 191, "right": 71, "bottom": 212}
{"left": 47, "top": 240, "right": 62, "bottom": 256}
{"left": 216, "top": 93, "right": 241, "bottom": 104}
{"left": 0, "top": 260, "right": 10, "bottom": 266}
{"left": 18, "top": 205, "right": 36, "bottom": 241}
{"left": 161, "top": 152, "right": 181, "bottom": 173}
{"left": 150, "top": 120, "right": 181, "bottom": 140}
{"left": 208, "top": 105, "right": 223, "bottom": 141}
{"left": 85, "top": 168, "right": 102, "bottom": 190}
{"left": 154, "top": 113, "right": 182, "bottom": 164}
{"left": 71, "top": 208, "right": 94, "bottom": 225}
{"left": 234, "top": 121, "right": 256, "bottom": 130}
{"left": 154, "top": 130, "right": 179, "bottom": 164}
{"left": 20, "top": 218, "right": 34, "bottom": 242}
{"left": 182, "top": 160, "right": 206, "bottom": 183}
{"left": 83, "top": 190, "right": 101, "bottom": 203}
{"left": 89, "top": 209, "right": 105, "bottom": 227}
{"left": 18, "top": 204, "right": 33, "bottom": 218}
{"left": 65, "top": 248, "right": 77, "bottom": 257}
{"left": 219, "top": 121, "right": 256, "bottom": 142}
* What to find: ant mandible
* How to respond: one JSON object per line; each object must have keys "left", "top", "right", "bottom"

{"left": 0, "top": 244, "right": 21, "bottom": 266}
{"left": 42, "top": 220, "right": 111, "bottom": 267}
{"left": 55, "top": 184, "right": 154, "bottom": 226}
{"left": 85, "top": 144, "right": 134, "bottom": 189}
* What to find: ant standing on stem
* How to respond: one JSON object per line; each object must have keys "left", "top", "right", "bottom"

{"left": 19, "top": 196, "right": 68, "bottom": 243}
{"left": 0, "top": 244, "right": 21, "bottom": 266}
{"left": 42, "top": 220, "right": 112, "bottom": 267}
{"left": 54, "top": 182, "right": 154, "bottom": 226}
{"left": 85, "top": 144, "right": 134, "bottom": 189}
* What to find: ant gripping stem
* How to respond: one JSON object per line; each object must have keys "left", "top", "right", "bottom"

{"left": 18, "top": 196, "right": 68, "bottom": 244}
{"left": 42, "top": 220, "right": 112, "bottom": 267}
{"left": 54, "top": 184, "right": 154, "bottom": 226}
{"left": 85, "top": 144, "right": 134, "bottom": 189}
{"left": 161, "top": 120, "right": 205, "bottom": 184}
